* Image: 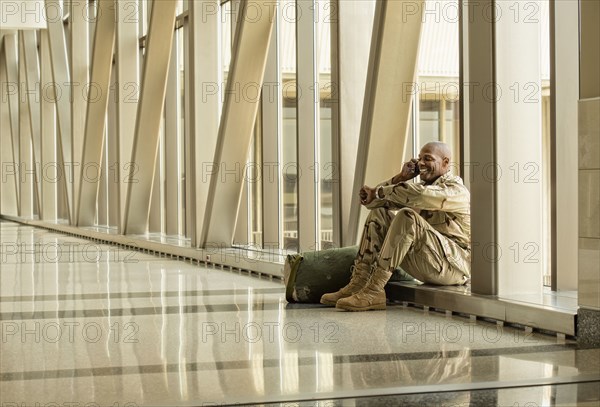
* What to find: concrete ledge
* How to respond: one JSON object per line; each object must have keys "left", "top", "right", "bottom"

{"left": 385, "top": 282, "right": 577, "bottom": 336}
{"left": 0, "top": 215, "right": 287, "bottom": 280}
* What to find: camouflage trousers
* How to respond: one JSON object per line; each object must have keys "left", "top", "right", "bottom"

{"left": 356, "top": 208, "right": 470, "bottom": 285}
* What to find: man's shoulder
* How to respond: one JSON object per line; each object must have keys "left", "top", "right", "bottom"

{"left": 436, "top": 173, "right": 467, "bottom": 188}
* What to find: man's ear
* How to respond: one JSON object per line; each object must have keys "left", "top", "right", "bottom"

{"left": 443, "top": 157, "right": 450, "bottom": 167}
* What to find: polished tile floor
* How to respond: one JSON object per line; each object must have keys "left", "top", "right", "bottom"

{"left": 1, "top": 220, "right": 599, "bottom": 406}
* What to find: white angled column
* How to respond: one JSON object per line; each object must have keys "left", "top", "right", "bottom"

{"left": 164, "top": 33, "right": 181, "bottom": 236}
{"left": 18, "top": 35, "right": 36, "bottom": 218}
{"left": 21, "top": 31, "right": 42, "bottom": 216}
{"left": 76, "top": 0, "right": 116, "bottom": 226}
{"left": 337, "top": 0, "right": 376, "bottom": 246}
{"left": 45, "top": 0, "right": 73, "bottom": 222}
{"left": 199, "top": 0, "right": 276, "bottom": 247}
{"left": 40, "top": 30, "right": 57, "bottom": 221}
{"left": 70, "top": 0, "right": 90, "bottom": 224}
{"left": 2, "top": 34, "right": 21, "bottom": 215}
{"left": 123, "top": 0, "right": 178, "bottom": 235}
{"left": 346, "top": 0, "right": 424, "bottom": 245}
{"left": 116, "top": 0, "right": 140, "bottom": 232}
{"left": 106, "top": 59, "right": 120, "bottom": 228}
{"left": 187, "top": 0, "right": 222, "bottom": 247}
{"left": 0, "top": 39, "right": 19, "bottom": 215}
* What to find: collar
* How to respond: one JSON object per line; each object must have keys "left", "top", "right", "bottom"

{"left": 421, "top": 172, "right": 455, "bottom": 186}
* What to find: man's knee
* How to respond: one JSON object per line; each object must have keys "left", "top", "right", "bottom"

{"left": 396, "top": 208, "right": 420, "bottom": 225}
{"left": 366, "top": 207, "right": 392, "bottom": 225}
{"left": 367, "top": 207, "right": 388, "bottom": 218}
{"left": 386, "top": 208, "right": 420, "bottom": 237}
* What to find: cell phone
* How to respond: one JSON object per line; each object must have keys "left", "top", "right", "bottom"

{"left": 413, "top": 163, "right": 420, "bottom": 176}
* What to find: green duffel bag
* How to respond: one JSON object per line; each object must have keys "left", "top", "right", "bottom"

{"left": 283, "top": 246, "right": 415, "bottom": 303}
{"left": 284, "top": 246, "right": 358, "bottom": 303}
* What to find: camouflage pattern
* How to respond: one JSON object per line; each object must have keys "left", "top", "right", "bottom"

{"left": 357, "top": 172, "right": 471, "bottom": 285}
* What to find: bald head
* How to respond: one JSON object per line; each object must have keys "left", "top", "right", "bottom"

{"left": 423, "top": 142, "right": 451, "bottom": 161}
{"left": 417, "top": 142, "right": 452, "bottom": 184}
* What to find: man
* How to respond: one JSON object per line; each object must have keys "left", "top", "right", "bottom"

{"left": 321, "top": 141, "right": 471, "bottom": 311}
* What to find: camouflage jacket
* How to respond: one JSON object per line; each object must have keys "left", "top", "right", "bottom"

{"left": 366, "top": 172, "right": 471, "bottom": 251}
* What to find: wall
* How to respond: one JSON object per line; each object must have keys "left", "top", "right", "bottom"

{"left": 577, "top": 0, "right": 600, "bottom": 346}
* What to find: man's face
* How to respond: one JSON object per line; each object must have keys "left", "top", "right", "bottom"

{"left": 417, "top": 144, "right": 450, "bottom": 183}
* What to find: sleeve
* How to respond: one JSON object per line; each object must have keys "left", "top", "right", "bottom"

{"left": 366, "top": 180, "right": 470, "bottom": 213}
{"left": 356, "top": 177, "right": 398, "bottom": 210}
{"left": 377, "top": 177, "right": 395, "bottom": 188}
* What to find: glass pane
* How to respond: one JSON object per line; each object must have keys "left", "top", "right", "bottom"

{"left": 250, "top": 116, "right": 263, "bottom": 247}
{"left": 541, "top": 0, "right": 551, "bottom": 286}
{"left": 139, "top": 0, "right": 148, "bottom": 38}
{"left": 282, "top": 101, "right": 298, "bottom": 251}
{"left": 177, "top": 28, "right": 186, "bottom": 237}
{"left": 416, "top": 0, "right": 460, "bottom": 169}
{"left": 281, "top": 0, "right": 298, "bottom": 252}
{"left": 320, "top": 103, "right": 333, "bottom": 247}
{"left": 318, "top": 0, "right": 334, "bottom": 248}
{"left": 419, "top": 99, "right": 440, "bottom": 146}
{"left": 221, "top": 0, "right": 233, "bottom": 90}
{"left": 444, "top": 100, "right": 460, "bottom": 175}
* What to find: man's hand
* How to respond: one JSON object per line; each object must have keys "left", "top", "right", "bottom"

{"left": 391, "top": 158, "right": 419, "bottom": 184}
{"left": 360, "top": 185, "right": 377, "bottom": 206}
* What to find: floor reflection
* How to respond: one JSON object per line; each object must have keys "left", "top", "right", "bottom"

{"left": 1, "top": 221, "right": 598, "bottom": 407}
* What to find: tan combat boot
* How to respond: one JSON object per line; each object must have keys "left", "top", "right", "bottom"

{"left": 320, "top": 263, "right": 371, "bottom": 306}
{"left": 335, "top": 267, "right": 392, "bottom": 311}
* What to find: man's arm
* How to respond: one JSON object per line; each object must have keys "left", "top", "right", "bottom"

{"left": 386, "top": 158, "right": 419, "bottom": 186}
{"left": 368, "top": 178, "right": 470, "bottom": 213}
{"left": 360, "top": 159, "right": 420, "bottom": 207}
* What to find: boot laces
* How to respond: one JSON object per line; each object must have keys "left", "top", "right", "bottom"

{"left": 342, "top": 265, "right": 368, "bottom": 292}
{"left": 352, "top": 283, "right": 383, "bottom": 303}
{"left": 351, "top": 266, "right": 388, "bottom": 300}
